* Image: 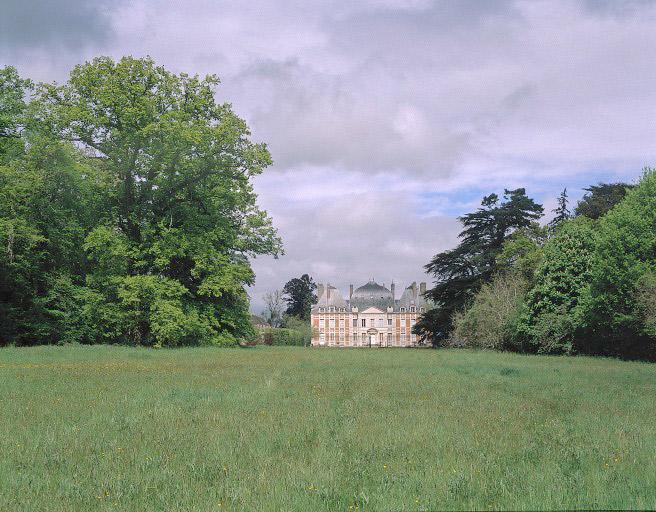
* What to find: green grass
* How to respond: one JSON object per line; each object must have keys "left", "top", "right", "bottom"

{"left": 1, "top": 346, "right": 655, "bottom": 511}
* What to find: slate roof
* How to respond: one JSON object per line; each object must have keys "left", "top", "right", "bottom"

{"left": 350, "top": 280, "right": 394, "bottom": 311}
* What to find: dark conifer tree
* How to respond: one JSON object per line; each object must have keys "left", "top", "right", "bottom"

{"left": 574, "top": 182, "right": 634, "bottom": 220}
{"left": 282, "top": 274, "right": 317, "bottom": 321}
{"left": 549, "top": 188, "right": 571, "bottom": 229}
{"left": 415, "top": 189, "right": 543, "bottom": 344}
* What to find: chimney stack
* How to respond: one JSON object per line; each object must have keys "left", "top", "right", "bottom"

{"left": 327, "top": 284, "right": 331, "bottom": 301}
{"left": 317, "top": 283, "right": 324, "bottom": 303}
{"left": 349, "top": 284, "right": 353, "bottom": 301}
{"left": 420, "top": 282, "right": 426, "bottom": 296}
{"left": 390, "top": 282, "right": 395, "bottom": 299}
{"left": 411, "top": 281, "right": 417, "bottom": 298}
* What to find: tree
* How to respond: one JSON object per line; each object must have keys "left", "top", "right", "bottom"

{"left": 282, "top": 274, "right": 317, "bottom": 320}
{"left": 549, "top": 188, "right": 570, "bottom": 228}
{"left": 517, "top": 217, "right": 596, "bottom": 355}
{"left": 574, "top": 182, "right": 634, "bottom": 220}
{"left": 1, "top": 57, "right": 282, "bottom": 346}
{"left": 0, "top": 66, "right": 31, "bottom": 163}
{"left": 262, "top": 289, "right": 284, "bottom": 327}
{"left": 584, "top": 168, "right": 656, "bottom": 359}
{"left": 415, "top": 189, "right": 543, "bottom": 343}
{"left": 449, "top": 271, "right": 529, "bottom": 351}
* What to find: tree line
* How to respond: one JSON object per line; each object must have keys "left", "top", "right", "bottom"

{"left": 0, "top": 58, "right": 281, "bottom": 347}
{"left": 415, "top": 177, "right": 656, "bottom": 360}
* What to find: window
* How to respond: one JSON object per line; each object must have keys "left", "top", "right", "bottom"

{"left": 352, "top": 333, "right": 358, "bottom": 341}
{"left": 319, "top": 307, "right": 324, "bottom": 312}
{"left": 361, "top": 319, "right": 366, "bottom": 327}
{"left": 329, "top": 318, "right": 335, "bottom": 328}
{"left": 353, "top": 319, "right": 357, "bottom": 328}
{"left": 339, "top": 318, "right": 345, "bottom": 327}
{"left": 400, "top": 307, "right": 406, "bottom": 313}
{"left": 419, "top": 307, "right": 425, "bottom": 313}
{"left": 387, "top": 318, "right": 392, "bottom": 326}
{"left": 410, "top": 306, "right": 416, "bottom": 312}
{"left": 400, "top": 334, "right": 406, "bottom": 342}
{"left": 329, "top": 333, "right": 335, "bottom": 341}
{"left": 387, "top": 333, "right": 392, "bottom": 342}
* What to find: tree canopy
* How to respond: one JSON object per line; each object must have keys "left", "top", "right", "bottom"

{"left": 282, "top": 274, "right": 317, "bottom": 321}
{"left": 574, "top": 182, "right": 634, "bottom": 220}
{"left": 0, "top": 58, "right": 281, "bottom": 346}
{"left": 416, "top": 189, "right": 543, "bottom": 343}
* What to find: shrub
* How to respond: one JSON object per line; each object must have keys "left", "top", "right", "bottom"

{"left": 449, "top": 272, "right": 529, "bottom": 350}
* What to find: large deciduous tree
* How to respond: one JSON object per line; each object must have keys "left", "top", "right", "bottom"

{"left": 583, "top": 169, "right": 656, "bottom": 359}
{"left": 282, "top": 274, "right": 317, "bottom": 321}
{"left": 416, "top": 189, "right": 543, "bottom": 344}
{"left": 1, "top": 57, "right": 282, "bottom": 346}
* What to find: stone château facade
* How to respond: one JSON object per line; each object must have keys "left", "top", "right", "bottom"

{"left": 310, "top": 280, "right": 427, "bottom": 347}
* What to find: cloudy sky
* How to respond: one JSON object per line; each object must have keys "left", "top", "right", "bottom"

{"left": 3, "top": 0, "right": 656, "bottom": 312}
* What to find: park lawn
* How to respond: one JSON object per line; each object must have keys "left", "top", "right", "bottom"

{"left": 0, "top": 346, "right": 655, "bottom": 511}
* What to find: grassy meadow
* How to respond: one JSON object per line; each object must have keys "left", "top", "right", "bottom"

{"left": 1, "top": 346, "right": 655, "bottom": 511}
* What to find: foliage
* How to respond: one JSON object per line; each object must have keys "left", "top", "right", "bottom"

{"left": 584, "top": 168, "right": 656, "bottom": 359}
{"left": 0, "top": 58, "right": 281, "bottom": 346}
{"left": 634, "top": 270, "right": 656, "bottom": 338}
{"left": 258, "top": 315, "right": 313, "bottom": 346}
{"left": 416, "top": 188, "right": 543, "bottom": 343}
{"left": 0, "top": 66, "right": 31, "bottom": 163}
{"left": 549, "top": 187, "right": 570, "bottom": 229}
{"left": 496, "top": 224, "right": 548, "bottom": 280}
{"left": 574, "top": 182, "right": 634, "bottom": 220}
{"left": 518, "top": 217, "right": 596, "bottom": 354}
{"left": 449, "top": 272, "right": 529, "bottom": 350}
{"left": 282, "top": 274, "right": 317, "bottom": 320}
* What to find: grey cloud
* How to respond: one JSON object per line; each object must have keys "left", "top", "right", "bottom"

{"left": 248, "top": 182, "right": 461, "bottom": 313}
{"left": 4, "top": 0, "right": 656, "bottom": 303}
{"left": 1, "top": 0, "right": 119, "bottom": 51}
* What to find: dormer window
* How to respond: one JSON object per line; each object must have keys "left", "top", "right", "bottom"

{"left": 319, "top": 307, "right": 324, "bottom": 312}
{"left": 400, "top": 307, "right": 406, "bottom": 313}
{"left": 329, "top": 306, "right": 335, "bottom": 312}
{"left": 410, "top": 306, "right": 416, "bottom": 312}
{"left": 419, "top": 307, "right": 425, "bottom": 313}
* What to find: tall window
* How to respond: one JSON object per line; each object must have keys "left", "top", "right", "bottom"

{"left": 387, "top": 318, "right": 392, "bottom": 326}
{"left": 353, "top": 319, "right": 357, "bottom": 327}
{"left": 361, "top": 318, "right": 366, "bottom": 327}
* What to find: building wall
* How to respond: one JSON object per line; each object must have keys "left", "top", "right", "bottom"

{"left": 311, "top": 307, "right": 420, "bottom": 347}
